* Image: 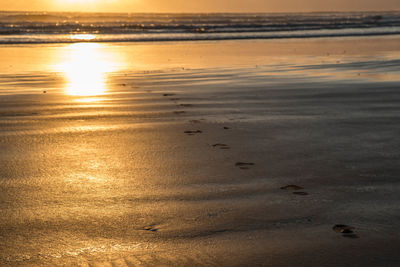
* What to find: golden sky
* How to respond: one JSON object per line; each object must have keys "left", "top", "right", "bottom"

{"left": 1, "top": 0, "right": 399, "bottom": 12}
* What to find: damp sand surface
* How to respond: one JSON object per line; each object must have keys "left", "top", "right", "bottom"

{"left": 1, "top": 37, "right": 400, "bottom": 266}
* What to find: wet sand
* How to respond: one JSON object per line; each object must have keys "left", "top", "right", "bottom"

{"left": 1, "top": 37, "right": 400, "bottom": 266}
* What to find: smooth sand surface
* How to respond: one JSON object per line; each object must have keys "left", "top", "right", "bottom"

{"left": 1, "top": 37, "right": 400, "bottom": 266}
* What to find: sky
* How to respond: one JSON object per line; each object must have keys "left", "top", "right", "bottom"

{"left": 1, "top": 0, "right": 400, "bottom": 13}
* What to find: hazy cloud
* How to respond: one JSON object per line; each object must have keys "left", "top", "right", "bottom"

{"left": 1, "top": 0, "right": 399, "bottom": 12}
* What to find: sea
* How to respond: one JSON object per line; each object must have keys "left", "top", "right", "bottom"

{"left": 0, "top": 11, "right": 400, "bottom": 44}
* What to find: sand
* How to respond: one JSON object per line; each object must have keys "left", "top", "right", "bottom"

{"left": 1, "top": 37, "right": 400, "bottom": 266}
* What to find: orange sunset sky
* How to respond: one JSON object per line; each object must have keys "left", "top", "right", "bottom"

{"left": 1, "top": 0, "right": 400, "bottom": 13}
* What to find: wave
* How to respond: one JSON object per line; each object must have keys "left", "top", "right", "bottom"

{"left": 0, "top": 11, "right": 400, "bottom": 44}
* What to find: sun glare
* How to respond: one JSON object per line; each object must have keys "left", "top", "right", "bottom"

{"left": 57, "top": 43, "right": 115, "bottom": 97}
{"left": 54, "top": 0, "right": 117, "bottom": 12}
{"left": 60, "top": 0, "right": 97, "bottom": 3}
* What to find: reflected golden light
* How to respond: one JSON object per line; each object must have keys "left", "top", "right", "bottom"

{"left": 57, "top": 43, "right": 116, "bottom": 96}
{"left": 76, "top": 97, "right": 107, "bottom": 103}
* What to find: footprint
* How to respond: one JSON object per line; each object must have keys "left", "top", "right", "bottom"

{"left": 280, "top": 185, "right": 304, "bottom": 190}
{"left": 235, "top": 162, "right": 254, "bottom": 169}
{"left": 333, "top": 224, "right": 359, "bottom": 238}
{"left": 223, "top": 127, "right": 230, "bottom": 130}
{"left": 179, "top": 104, "right": 193, "bottom": 107}
{"left": 163, "top": 93, "right": 176, "bottom": 97}
{"left": 292, "top": 191, "right": 309, "bottom": 196}
{"left": 332, "top": 224, "right": 355, "bottom": 233}
{"left": 281, "top": 185, "right": 308, "bottom": 195}
{"left": 184, "top": 130, "right": 202, "bottom": 135}
{"left": 212, "top": 143, "right": 230, "bottom": 149}
{"left": 174, "top": 111, "right": 186, "bottom": 115}
{"left": 142, "top": 226, "right": 158, "bottom": 232}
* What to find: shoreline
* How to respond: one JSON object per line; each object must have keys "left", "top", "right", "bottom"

{"left": 1, "top": 31, "right": 400, "bottom": 46}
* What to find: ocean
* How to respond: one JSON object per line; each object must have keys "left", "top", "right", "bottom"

{"left": 1, "top": 11, "right": 400, "bottom": 44}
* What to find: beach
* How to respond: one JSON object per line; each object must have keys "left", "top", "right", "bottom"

{"left": 1, "top": 36, "right": 400, "bottom": 266}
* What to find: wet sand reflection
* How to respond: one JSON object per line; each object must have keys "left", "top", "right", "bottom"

{"left": 56, "top": 43, "right": 119, "bottom": 97}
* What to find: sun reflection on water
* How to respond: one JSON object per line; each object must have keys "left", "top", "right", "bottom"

{"left": 57, "top": 43, "right": 117, "bottom": 97}
{"left": 70, "top": 34, "right": 96, "bottom": 41}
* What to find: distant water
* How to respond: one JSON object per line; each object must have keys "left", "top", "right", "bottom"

{"left": 1, "top": 11, "right": 400, "bottom": 44}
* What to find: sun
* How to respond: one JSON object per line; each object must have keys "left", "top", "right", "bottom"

{"left": 53, "top": 0, "right": 119, "bottom": 12}
{"left": 62, "top": 0, "right": 96, "bottom": 2}
{"left": 55, "top": 0, "right": 105, "bottom": 9}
